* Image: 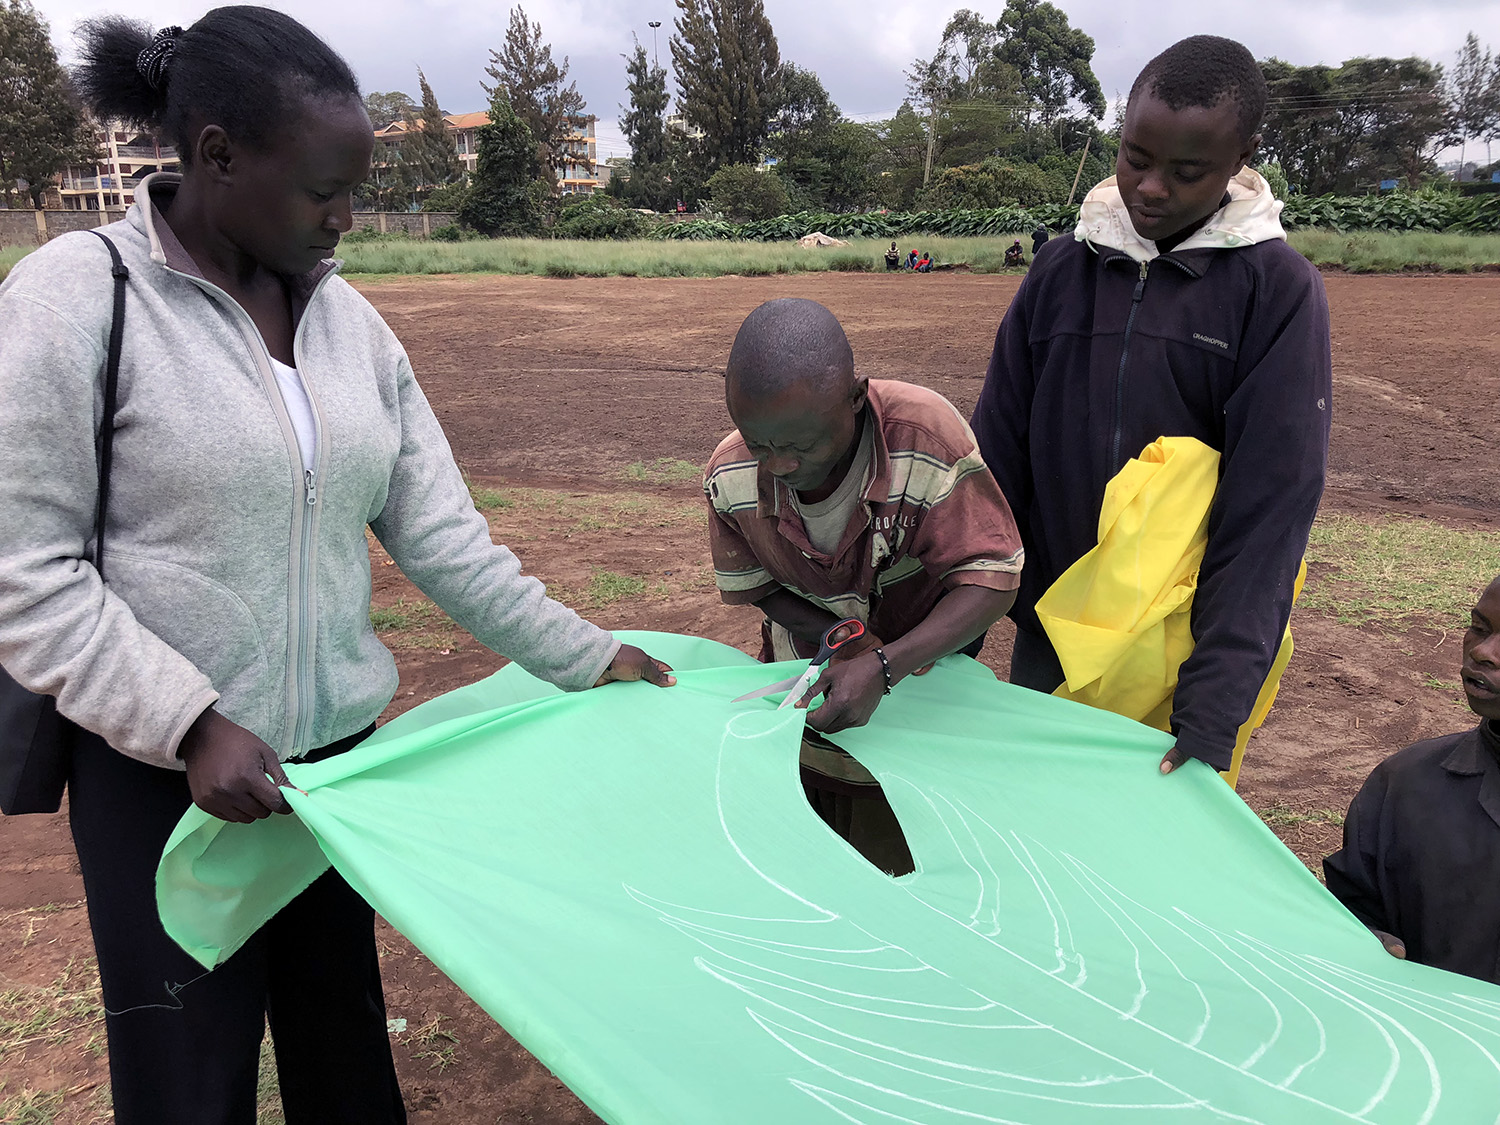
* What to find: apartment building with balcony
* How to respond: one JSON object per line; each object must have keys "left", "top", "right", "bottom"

{"left": 45, "top": 120, "right": 179, "bottom": 210}
{"left": 372, "top": 111, "right": 599, "bottom": 196}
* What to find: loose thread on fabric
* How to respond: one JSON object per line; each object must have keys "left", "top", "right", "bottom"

{"left": 104, "top": 967, "right": 213, "bottom": 1016}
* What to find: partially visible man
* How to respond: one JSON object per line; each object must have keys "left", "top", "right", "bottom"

{"left": 705, "top": 298, "right": 1023, "bottom": 871}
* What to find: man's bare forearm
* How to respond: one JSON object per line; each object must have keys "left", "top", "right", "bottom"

{"left": 883, "top": 585, "right": 1015, "bottom": 682}
{"left": 752, "top": 588, "right": 844, "bottom": 648}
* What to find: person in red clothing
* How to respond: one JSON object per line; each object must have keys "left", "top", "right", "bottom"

{"left": 704, "top": 298, "right": 1024, "bottom": 871}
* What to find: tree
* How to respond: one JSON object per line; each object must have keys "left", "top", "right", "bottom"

{"left": 403, "top": 68, "right": 464, "bottom": 195}
{"left": 994, "top": 0, "right": 1105, "bottom": 126}
{"left": 1449, "top": 33, "right": 1500, "bottom": 177}
{"left": 459, "top": 91, "right": 548, "bottom": 235}
{"left": 365, "top": 90, "right": 416, "bottom": 129}
{"left": 0, "top": 0, "right": 97, "bottom": 208}
{"left": 905, "top": 11, "right": 1024, "bottom": 187}
{"left": 671, "top": 0, "right": 781, "bottom": 170}
{"left": 482, "top": 5, "right": 587, "bottom": 184}
{"left": 1260, "top": 56, "right": 1454, "bottom": 193}
{"left": 619, "top": 37, "right": 673, "bottom": 210}
{"left": 706, "top": 163, "right": 788, "bottom": 220}
{"left": 919, "top": 157, "right": 1063, "bottom": 208}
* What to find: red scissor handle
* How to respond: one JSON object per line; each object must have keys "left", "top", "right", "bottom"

{"left": 813, "top": 618, "right": 866, "bottom": 665}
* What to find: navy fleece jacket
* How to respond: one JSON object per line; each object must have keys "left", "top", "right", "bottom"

{"left": 972, "top": 169, "right": 1332, "bottom": 770}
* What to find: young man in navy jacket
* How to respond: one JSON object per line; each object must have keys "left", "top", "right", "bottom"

{"left": 972, "top": 35, "right": 1332, "bottom": 776}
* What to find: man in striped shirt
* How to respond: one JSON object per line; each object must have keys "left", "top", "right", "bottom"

{"left": 704, "top": 299, "right": 1024, "bottom": 870}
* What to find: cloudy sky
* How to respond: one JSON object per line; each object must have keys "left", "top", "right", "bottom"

{"left": 34, "top": 0, "right": 1495, "bottom": 160}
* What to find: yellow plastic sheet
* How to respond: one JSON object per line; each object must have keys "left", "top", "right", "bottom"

{"left": 1035, "top": 436, "right": 1300, "bottom": 786}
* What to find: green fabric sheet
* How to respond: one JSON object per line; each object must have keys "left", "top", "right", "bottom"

{"left": 158, "top": 631, "right": 1500, "bottom": 1124}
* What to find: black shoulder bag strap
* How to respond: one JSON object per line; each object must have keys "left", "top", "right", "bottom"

{"left": 0, "top": 231, "right": 127, "bottom": 815}
{"left": 88, "top": 229, "right": 128, "bottom": 579}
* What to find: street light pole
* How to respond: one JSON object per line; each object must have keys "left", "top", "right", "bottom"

{"left": 648, "top": 21, "right": 661, "bottom": 69}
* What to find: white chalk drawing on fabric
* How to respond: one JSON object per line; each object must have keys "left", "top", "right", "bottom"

{"left": 625, "top": 715, "right": 1500, "bottom": 1124}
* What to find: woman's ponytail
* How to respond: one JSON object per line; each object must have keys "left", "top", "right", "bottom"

{"left": 74, "top": 17, "right": 170, "bottom": 131}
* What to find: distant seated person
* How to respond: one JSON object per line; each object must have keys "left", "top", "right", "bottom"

{"left": 1031, "top": 224, "right": 1049, "bottom": 255}
{"left": 704, "top": 298, "right": 1024, "bottom": 873}
{"left": 884, "top": 241, "right": 901, "bottom": 270}
{"left": 915, "top": 252, "right": 932, "bottom": 272}
{"left": 905, "top": 249, "right": 919, "bottom": 270}
{"left": 1324, "top": 575, "right": 1500, "bottom": 984}
{"left": 1004, "top": 240, "right": 1025, "bottom": 267}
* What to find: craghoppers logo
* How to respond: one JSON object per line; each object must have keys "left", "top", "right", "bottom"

{"left": 1192, "top": 332, "right": 1230, "bottom": 350}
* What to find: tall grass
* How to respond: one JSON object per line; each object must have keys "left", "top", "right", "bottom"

{"left": 338, "top": 236, "right": 1024, "bottom": 277}
{"left": 3, "top": 229, "right": 1499, "bottom": 281}
{"left": 1290, "top": 230, "right": 1500, "bottom": 272}
{"left": 0, "top": 244, "right": 31, "bottom": 282}
{"left": 336, "top": 230, "right": 1500, "bottom": 277}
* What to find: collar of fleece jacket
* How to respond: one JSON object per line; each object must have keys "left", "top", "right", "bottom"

{"left": 1072, "top": 167, "right": 1287, "bottom": 263}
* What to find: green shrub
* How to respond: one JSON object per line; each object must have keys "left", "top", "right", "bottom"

{"left": 917, "top": 159, "right": 1067, "bottom": 210}
{"left": 550, "top": 194, "right": 650, "bottom": 240}
{"left": 422, "top": 181, "right": 471, "bottom": 214}
{"left": 707, "top": 164, "right": 791, "bottom": 222}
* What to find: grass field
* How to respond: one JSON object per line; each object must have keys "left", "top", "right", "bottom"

{"left": 4, "top": 229, "right": 1499, "bottom": 282}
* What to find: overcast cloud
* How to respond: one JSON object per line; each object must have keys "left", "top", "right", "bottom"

{"left": 33, "top": 0, "right": 1497, "bottom": 160}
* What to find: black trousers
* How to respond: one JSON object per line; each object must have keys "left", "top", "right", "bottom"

{"left": 1009, "top": 624, "right": 1065, "bottom": 693}
{"left": 68, "top": 725, "right": 406, "bottom": 1125}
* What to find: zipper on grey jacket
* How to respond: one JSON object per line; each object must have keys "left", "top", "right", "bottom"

{"left": 289, "top": 289, "right": 332, "bottom": 757}
{"left": 166, "top": 265, "right": 338, "bottom": 758}
{"left": 1109, "top": 259, "right": 1150, "bottom": 473}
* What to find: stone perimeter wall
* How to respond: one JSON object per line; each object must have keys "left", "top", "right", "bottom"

{"left": 0, "top": 209, "right": 460, "bottom": 249}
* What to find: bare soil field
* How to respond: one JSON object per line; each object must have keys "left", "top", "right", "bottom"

{"left": 2, "top": 272, "right": 1496, "bottom": 1122}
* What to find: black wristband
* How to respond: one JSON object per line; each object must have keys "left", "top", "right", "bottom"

{"left": 873, "top": 647, "right": 893, "bottom": 695}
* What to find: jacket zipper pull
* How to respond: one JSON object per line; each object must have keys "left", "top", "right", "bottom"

{"left": 1139, "top": 260, "right": 1149, "bottom": 281}
{"left": 305, "top": 469, "right": 317, "bottom": 506}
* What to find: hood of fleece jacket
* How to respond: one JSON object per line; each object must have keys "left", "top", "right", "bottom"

{"left": 1072, "top": 167, "right": 1285, "bottom": 262}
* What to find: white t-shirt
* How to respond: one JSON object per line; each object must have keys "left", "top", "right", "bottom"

{"left": 269, "top": 357, "right": 317, "bottom": 470}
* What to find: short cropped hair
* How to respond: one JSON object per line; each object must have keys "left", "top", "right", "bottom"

{"left": 1129, "top": 35, "right": 1267, "bottom": 143}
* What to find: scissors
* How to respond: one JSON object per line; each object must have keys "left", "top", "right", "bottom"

{"left": 731, "top": 617, "right": 867, "bottom": 710}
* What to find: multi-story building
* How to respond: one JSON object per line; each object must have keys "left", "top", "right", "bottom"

{"left": 46, "top": 120, "right": 179, "bottom": 210}
{"left": 373, "top": 111, "right": 599, "bottom": 196}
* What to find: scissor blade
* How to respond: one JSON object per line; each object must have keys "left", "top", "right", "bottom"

{"left": 730, "top": 675, "right": 803, "bottom": 704}
{"left": 776, "top": 664, "right": 823, "bottom": 711}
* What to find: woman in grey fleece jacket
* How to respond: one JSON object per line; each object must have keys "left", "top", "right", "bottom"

{"left": 0, "top": 10, "right": 672, "bottom": 1123}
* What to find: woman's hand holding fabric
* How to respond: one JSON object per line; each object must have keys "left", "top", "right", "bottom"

{"left": 594, "top": 644, "right": 677, "bottom": 688}
{"left": 178, "top": 709, "right": 294, "bottom": 822}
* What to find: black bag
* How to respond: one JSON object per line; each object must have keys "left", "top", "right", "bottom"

{"left": 0, "top": 231, "right": 127, "bottom": 815}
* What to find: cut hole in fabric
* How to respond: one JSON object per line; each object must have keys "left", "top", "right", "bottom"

{"left": 798, "top": 731, "right": 915, "bottom": 877}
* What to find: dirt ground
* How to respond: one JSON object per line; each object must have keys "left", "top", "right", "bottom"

{"left": 1, "top": 272, "right": 1496, "bottom": 1122}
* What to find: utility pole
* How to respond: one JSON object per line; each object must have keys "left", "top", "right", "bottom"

{"left": 923, "top": 99, "right": 939, "bottom": 187}
{"left": 648, "top": 21, "right": 661, "bottom": 69}
{"left": 1066, "top": 134, "right": 1092, "bottom": 205}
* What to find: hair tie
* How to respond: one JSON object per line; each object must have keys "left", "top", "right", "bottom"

{"left": 136, "top": 26, "right": 182, "bottom": 92}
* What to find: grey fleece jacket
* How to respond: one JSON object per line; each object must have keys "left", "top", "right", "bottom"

{"left": 0, "top": 173, "right": 619, "bottom": 768}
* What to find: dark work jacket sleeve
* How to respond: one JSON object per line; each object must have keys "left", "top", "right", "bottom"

{"left": 1170, "top": 253, "right": 1332, "bottom": 769}
{"left": 971, "top": 270, "right": 1038, "bottom": 630}
{"left": 1323, "top": 766, "right": 1396, "bottom": 938}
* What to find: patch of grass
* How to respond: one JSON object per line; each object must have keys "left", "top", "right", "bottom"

{"left": 411, "top": 1015, "right": 459, "bottom": 1074}
{"left": 586, "top": 569, "right": 647, "bottom": 606}
{"left": 1423, "top": 673, "right": 1463, "bottom": 694}
{"left": 0, "top": 958, "right": 104, "bottom": 1062}
{"left": 0, "top": 1087, "right": 64, "bottom": 1124}
{"left": 466, "top": 481, "right": 514, "bottom": 512}
{"left": 623, "top": 457, "right": 703, "bottom": 485}
{"left": 369, "top": 597, "right": 443, "bottom": 633}
{"left": 1302, "top": 512, "right": 1500, "bottom": 630}
{"left": 1257, "top": 803, "right": 1346, "bottom": 830}
{"left": 499, "top": 487, "right": 704, "bottom": 534}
